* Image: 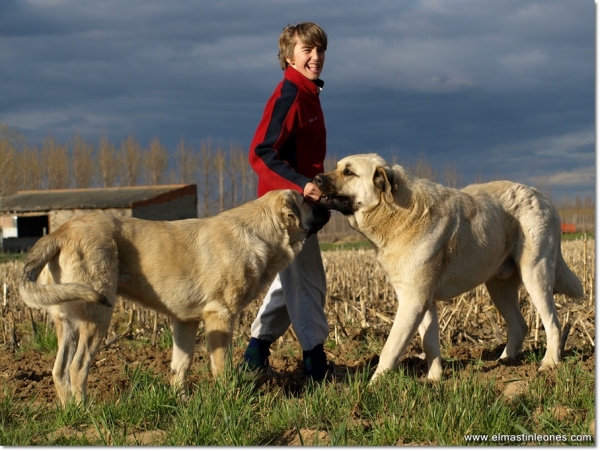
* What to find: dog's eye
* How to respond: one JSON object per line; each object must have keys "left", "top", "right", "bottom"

{"left": 343, "top": 168, "right": 355, "bottom": 177}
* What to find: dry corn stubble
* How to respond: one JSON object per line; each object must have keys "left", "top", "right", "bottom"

{"left": 0, "top": 239, "right": 594, "bottom": 361}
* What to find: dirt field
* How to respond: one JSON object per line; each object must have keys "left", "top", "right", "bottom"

{"left": 0, "top": 240, "right": 595, "bottom": 412}
{"left": 1, "top": 327, "right": 595, "bottom": 411}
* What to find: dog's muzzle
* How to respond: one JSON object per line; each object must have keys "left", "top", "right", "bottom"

{"left": 302, "top": 198, "right": 331, "bottom": 236}
{"left": 313, "top": 174, "right": 354, "bottom": 215}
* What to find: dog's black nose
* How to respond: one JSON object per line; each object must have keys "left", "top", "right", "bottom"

{"left": 314, "top": 175, "right": 324, "bottom": 186}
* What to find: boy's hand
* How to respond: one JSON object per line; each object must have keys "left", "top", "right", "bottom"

{"left": 303, "top": 182, "right": 323, "bottom": 202}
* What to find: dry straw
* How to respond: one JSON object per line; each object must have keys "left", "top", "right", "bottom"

{"left": 0, "top": 238, "right": 595, "bottom": 356}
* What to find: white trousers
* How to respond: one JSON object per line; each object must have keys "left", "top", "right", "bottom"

{"left": 250, "top": 234, "right": 329, "bottom": 351}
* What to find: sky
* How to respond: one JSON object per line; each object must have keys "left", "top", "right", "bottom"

{"left": 0, "top": 0, "right": 595, "bottom": 202}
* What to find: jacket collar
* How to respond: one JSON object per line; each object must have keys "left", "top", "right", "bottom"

{"left": 284, "top": 66, "right": 324, "bottom": 94}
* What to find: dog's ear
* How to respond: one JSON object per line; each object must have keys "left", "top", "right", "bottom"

{"left": 374, "top": 166, "right": 394, "bottom": 203}
{"left": 300, "top": 198, "right": 331, "bottom": 237}
{"left": 283, "top": 192, "right": 303, "bottom": 228}
{"left": 281, "top": 191, "right": 329, "bottom": 237}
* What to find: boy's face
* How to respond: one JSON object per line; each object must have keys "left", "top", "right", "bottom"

{"left": 286, "top": 37, "right": 325, "bottom": 81}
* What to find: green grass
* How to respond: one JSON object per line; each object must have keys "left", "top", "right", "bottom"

{"left": 320, "top": 240, "right": 372, "bottom": 252}
{"left": 30, "top": 324, "right": 59, "bottom": 354}
{"left": 561, "top": 232, "right": 594, "bottom": 241}
{"left": 319, "top": 232, "right": 594, "bottom": 251}
{"left": 0, "top": 353, "right": 594, "bottom": 446}
{"left": 0, "top": 252, "right": 27, "bottom": 263}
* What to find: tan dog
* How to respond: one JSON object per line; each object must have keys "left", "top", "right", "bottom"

{"left": 315, "top": 154, "right": 583, "bottom": 382}
{"left": 19, "top": 189, "right": 330, "bottom": 405}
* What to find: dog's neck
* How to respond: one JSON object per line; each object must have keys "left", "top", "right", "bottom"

{"left": 391, "top": 166, "right": 459, "bottom": 220}
{"left": 220, "top": 201, "right": 299, "bottom": 256}
{"left": 354, "top": 198, "right": 402, "bottom": 249}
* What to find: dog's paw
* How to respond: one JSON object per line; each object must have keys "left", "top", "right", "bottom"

{"left": 538, "top": 359, "right": 561, "bottom": 372}
{"left": 426, "top": 358, "right": 443, "bottom": 381}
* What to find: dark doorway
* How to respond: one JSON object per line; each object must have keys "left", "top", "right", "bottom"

{"left": 17, "top": 215, "right": 49, "bottom": 237}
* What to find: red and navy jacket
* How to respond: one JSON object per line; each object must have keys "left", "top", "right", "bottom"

{"left": 249, "top": 66, "right": 326, "bottom": 197}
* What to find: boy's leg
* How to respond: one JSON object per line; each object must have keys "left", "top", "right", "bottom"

{"left": 280, "top": 235, "right": 328, "bottom": 351}
{"left": 244, "top": 235, "right": 330, "bottom": 378}
{"left": 244, "top": 274, "right": 291, "bottom": 370}
{"left": 249, "top": 274, "right": 292, "bottom": 341}
{"left": 281, "top": 235, "right": 330, "bottom": 380}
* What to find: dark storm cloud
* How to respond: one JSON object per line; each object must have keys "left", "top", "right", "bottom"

{"left": 0, "top": 0, "right": 594, "bottom": 200}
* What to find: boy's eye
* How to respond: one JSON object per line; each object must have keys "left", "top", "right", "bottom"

{"left": 302, "top": 46, "right": 325, "bottom": 53}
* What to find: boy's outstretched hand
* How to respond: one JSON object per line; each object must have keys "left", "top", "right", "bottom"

{"left": 303, "top": 182, "right": 324, "bottom": 202}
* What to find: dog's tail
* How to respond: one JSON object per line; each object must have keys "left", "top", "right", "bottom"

{"left": 19, "top": 234, "right": 110, "bottom": 309}
{"left": 554, "top": 252, "right": 585, "bottom": 299}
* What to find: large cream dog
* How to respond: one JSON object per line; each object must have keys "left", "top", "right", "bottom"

{"left": 19, "top": 189, "right": 329, "bottom": 405}
{"left": 314, "top": 154, "right": 583, "bottom": 382}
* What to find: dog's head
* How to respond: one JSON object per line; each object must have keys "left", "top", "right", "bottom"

{"left": 272, "top": 190, "right": 331, "bottom": 239}
{"left": 314, "top": 153, "right": 396, "bottom": 215}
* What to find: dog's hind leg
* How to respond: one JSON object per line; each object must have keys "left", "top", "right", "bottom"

{"left": 170, "top": 319, "right": 200, "bottom": 398}
{"left": 486, "top": 271, "right": 527, "bottom": 361}
{"left": 417, "top": 302, "right": 443, "bottom": 381}
{"left": 51, "top": 313, "right": 77, "bottom": 406}
{"left": 68, "top": 303, "right": 114, "bottom": 405}
{"left": 520, "top": 261, "right": 562, "bottom": 370}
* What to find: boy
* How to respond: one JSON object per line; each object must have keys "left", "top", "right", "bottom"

{"left": 243, "top": 22, "right": 333, "bottom": 381}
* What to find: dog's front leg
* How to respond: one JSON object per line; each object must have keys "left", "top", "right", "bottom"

{"left": 202, "top": 307, "right": 234, "bottom": 379}
{"left": 171, "top": 319, "right": 200, "bottom": 400}
{"left": 370, "top": 292, "right": 431, "bottom": 383}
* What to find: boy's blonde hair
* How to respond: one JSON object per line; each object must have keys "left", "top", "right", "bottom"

{"left": 278, "top": 22, "right": 328, "bottom": 70}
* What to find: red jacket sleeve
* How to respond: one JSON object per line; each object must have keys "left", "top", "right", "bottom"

{"left": 249, "top": 78, "right": 312, "bottom": 196}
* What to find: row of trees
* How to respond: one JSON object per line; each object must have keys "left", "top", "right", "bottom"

{"left": 0, "top": 124, "right": 259, "bottom": 217}
{"left": 0, "top": 123, "right": 594, "bottom": 230}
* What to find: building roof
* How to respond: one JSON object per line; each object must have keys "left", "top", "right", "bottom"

{"left": 0, "top": 185, "right": 197, "bottom": 213}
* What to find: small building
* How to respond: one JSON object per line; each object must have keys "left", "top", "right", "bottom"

{"left": 0, "top": 184, "right": 197, "bottom": 252}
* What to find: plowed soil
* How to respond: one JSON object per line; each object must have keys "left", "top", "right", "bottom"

{"left": 0, "top": 322, "right": 594, "bottom": 408}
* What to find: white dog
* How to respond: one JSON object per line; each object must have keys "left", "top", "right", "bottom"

{"left": 315, "top": 154, "right": 583, "bottom": 382}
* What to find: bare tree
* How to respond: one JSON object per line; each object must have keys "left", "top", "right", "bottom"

{"left": 144, "top": 138, "right": 168, "bottom": 185}
{"left": 213, "top": 147, "right": 227, "bottom": 212}
{"left": 175, "top": 137, "right": 199, "bottom": 184}
{"left": 198, "top": 141, "right": 215, "bottom": 216}
{"left": 42, "top": 135, "right": 70, "bottom": 189}
{"left": 72, "top": 134, "right": 95, "bottom": 188}
{"left": 229, "top": 145, "right": 247, "bottom": 206}
{"left": 409, "top": 151, "right": 437, "bottom": 182}
{"left": 97, "top": 133, "right": 120, "bottom": 187}
{"left": 121, "top": 135, "right": 142, "bottom": 186}
{"left": 16, "top": 145, "right": 43, "bottom": 191}
{"left": 235, "top": 146, "right": 256, "bottom": 203}
{"left": 442, "top": 162, "right": 463, "bottom": 188}
{"left": 472, "top": 169, "right": 487, "bottom": 184}
{"left": 0, "top": 124, "right": 25, "bottom": 198}
{"left": 0, "top": 126, "right": 19, "bottom": 199}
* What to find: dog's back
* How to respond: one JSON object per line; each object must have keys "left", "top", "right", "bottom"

{"left": 461, "top": 180, "right": 583, "bottom": 299}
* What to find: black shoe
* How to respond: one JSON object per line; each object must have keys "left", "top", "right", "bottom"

{"left": 303, "top": 344, "right": 328, "bottom": 380}
{"left": 242, "top": 337, "right": 272, "bottom": 372}
{"left": 240, "top": 338, "right": 282, "bottom": 378}
{"left": 303, "top": 344, "right": 346, "bottom": 382}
